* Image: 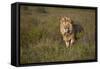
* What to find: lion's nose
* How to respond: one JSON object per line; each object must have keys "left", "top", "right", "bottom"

{"left": 65, "top": 29, "right": 69, "bottom": 33}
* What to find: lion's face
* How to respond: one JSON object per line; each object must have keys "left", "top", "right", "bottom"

{"left": 60, "top": 17, "right": 72, "bottom": 34}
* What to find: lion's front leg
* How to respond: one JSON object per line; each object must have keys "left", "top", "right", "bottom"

{"left": 65, "top": 41, "right": 70, "bottom": 47}
{"left": 63, "top": 36, "right": 70, "bottom": 47}
{"left": 70, "top": 38, "right": 75, "bottom": 46}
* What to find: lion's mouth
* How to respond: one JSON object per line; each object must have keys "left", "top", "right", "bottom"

{"left": 64, "top": 28, "right": 70, "bottom": 33}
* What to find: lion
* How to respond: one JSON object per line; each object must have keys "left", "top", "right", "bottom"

{"left": 60, "top": 16, "right": 75, "bottom": 47}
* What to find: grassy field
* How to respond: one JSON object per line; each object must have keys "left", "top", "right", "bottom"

{"left": 20, "top": 5, "right": 96, "bottom": 64}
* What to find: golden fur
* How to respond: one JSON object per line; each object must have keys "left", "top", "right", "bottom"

{"left": 60, "top": 16, "right": 75, "bottom": 47}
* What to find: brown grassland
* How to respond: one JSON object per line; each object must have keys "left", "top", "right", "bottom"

{"left": 20, "top": 5, "right": 96, "bottom": 64}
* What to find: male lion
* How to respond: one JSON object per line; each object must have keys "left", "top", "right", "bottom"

{"left": 60, "top": 16, "right": 75, "bottom": 47}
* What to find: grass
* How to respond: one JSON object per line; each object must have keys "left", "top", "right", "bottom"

{"left": 20, "top": 6, "right": 96, "bottom": 64}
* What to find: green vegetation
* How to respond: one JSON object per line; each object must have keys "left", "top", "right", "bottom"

{"left": 20, "top": 6, "right": 96, "bottom": 64}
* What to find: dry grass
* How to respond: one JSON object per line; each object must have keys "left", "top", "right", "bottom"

{"left": 20, "top": 6, "right": 96, "bottom": 64}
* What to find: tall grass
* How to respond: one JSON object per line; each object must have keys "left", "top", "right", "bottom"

{"left": 20, "top": 6, "right": 96, "bottom": 64}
